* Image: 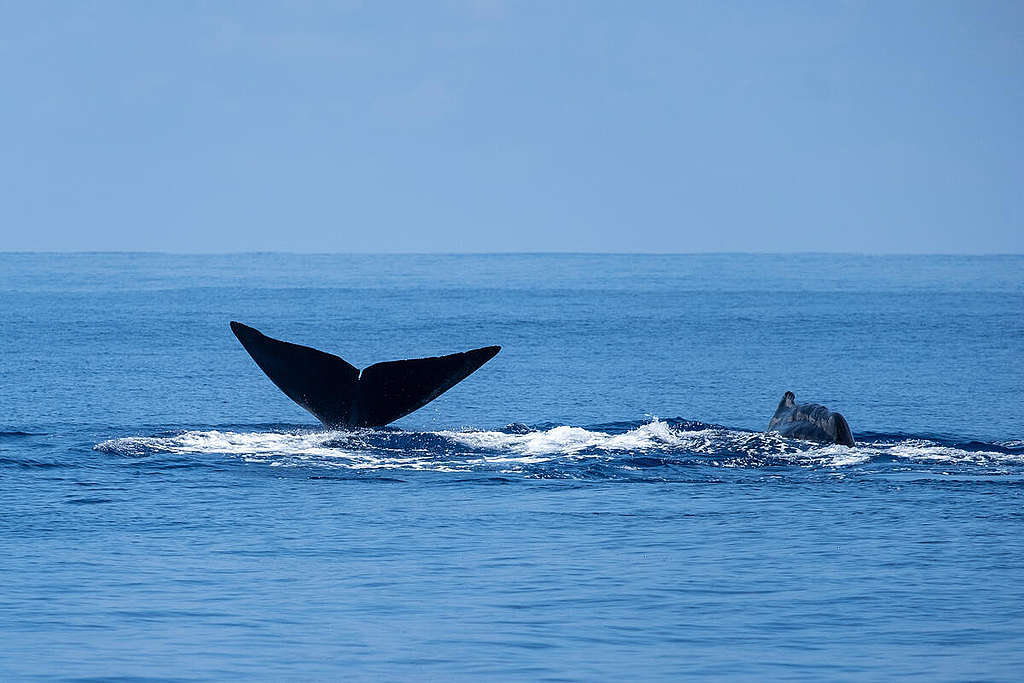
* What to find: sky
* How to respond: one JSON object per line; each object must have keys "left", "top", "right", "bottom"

{"left": 1, "top": 1, "right": 1021, "bottom": 253}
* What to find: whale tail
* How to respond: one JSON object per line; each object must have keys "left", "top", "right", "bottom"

{"left": 230, "top": 321, "right": 500, "bottom": 428}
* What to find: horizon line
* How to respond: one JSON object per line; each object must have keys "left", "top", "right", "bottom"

{"left": 1, "top": 250, "right": 1022, "bottom": 257}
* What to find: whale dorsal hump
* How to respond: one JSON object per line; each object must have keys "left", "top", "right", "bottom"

{"left": 766, "top": 390, "right": 855, "bottom": 446}
{"left": 773, "top": 391, "right": 796, "bottom": 416}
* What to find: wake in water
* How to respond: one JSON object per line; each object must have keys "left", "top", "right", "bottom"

{"left": 93, "top": 419, "right": 1024, "bottom": 476}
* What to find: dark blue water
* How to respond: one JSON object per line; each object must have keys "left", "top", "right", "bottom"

{"left": 2, "top": 253, "right": 1023, "bottom": 680}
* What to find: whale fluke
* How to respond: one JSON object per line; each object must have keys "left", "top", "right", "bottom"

{"left": 767, "top": 391, "right": 855, "bottom": 446}
{"left": 230, "top": 321, "right": 500, "bottom": 428}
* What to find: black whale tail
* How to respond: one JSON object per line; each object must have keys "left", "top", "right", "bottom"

{"left": 230, "top": 321, "right": 500, "bottom": 429}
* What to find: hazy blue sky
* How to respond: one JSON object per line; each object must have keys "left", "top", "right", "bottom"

{"left": 2, "top": 1, "right": 1021, "bottom": 253}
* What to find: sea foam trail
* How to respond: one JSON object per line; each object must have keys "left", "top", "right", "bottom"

{"left": 92, "top": 420, "right": 1024, "bottom": 474}
{"left": 438, "top": 420, "right": 688, "bottom": 455}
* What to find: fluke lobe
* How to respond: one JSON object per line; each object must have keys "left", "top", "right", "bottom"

{"left": 230, "top": 322, "right": 500, "bottom": 429}
{"left": 767, "top": 391, "right": 855, "bottom": 446}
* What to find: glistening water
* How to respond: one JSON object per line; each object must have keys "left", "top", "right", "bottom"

{"left": 1, "top": 253, "right": 1022, "bottom": 680}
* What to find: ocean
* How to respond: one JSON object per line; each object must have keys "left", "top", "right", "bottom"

{"left": 1, "top": 253, "right": 1022, "bottom": 680}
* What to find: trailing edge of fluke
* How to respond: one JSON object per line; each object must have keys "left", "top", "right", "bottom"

{"left": 230, "top": 321, "right": 500, "bottom": 429}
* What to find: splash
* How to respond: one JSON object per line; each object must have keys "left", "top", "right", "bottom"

{"left": 438, "top": 419, "right": 687, "bottom": 455}
{"left": 93, "top": 420, "right": 1024, "bottom": 476}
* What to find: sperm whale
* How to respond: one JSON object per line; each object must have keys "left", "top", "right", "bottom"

{"left": 767, "top": 391, "right": 855, "bottom": 446}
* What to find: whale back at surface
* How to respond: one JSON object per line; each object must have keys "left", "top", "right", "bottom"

{"left": 768, "top": 391, "right": 855, "bottom": 446}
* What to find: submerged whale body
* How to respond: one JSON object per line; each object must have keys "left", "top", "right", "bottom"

{"left": 230, "top": 322, "right": 500, "bottom": 429}
{"left": 767, "top": 391, "right": 855, "bottom": 446}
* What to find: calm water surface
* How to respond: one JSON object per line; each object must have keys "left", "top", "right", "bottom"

{"left": 1, "top": 253, "right": 1022, "bottom": 680}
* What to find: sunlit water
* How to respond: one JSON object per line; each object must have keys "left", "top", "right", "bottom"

{"left": 2, "top": 253, "right": 1023, "bottom": 680}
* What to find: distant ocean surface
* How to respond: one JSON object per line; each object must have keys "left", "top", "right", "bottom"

{"left": 1, "top": 253, "right": 1022, "bottom": 681}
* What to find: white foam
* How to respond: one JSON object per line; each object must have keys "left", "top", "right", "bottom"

{"left": 789, "top": 438, "right": 1023, "bottom": 469}
{"left": 439, "top": 419, "right": 686, "bottom": 455}
{"left": 93, "top": 422, "right": 1024, "bottom": 473}
{"left": 783, "top": 443, "right": 873, "bottom": 467}
{"left": 95, "top": 428, "right": 552, "bottom": 472}
{"left": 876, "top": 439, "right": 1018, "bottom": 465}
{"left": 96, "top": 429, "right": 355, "bottom": 458}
